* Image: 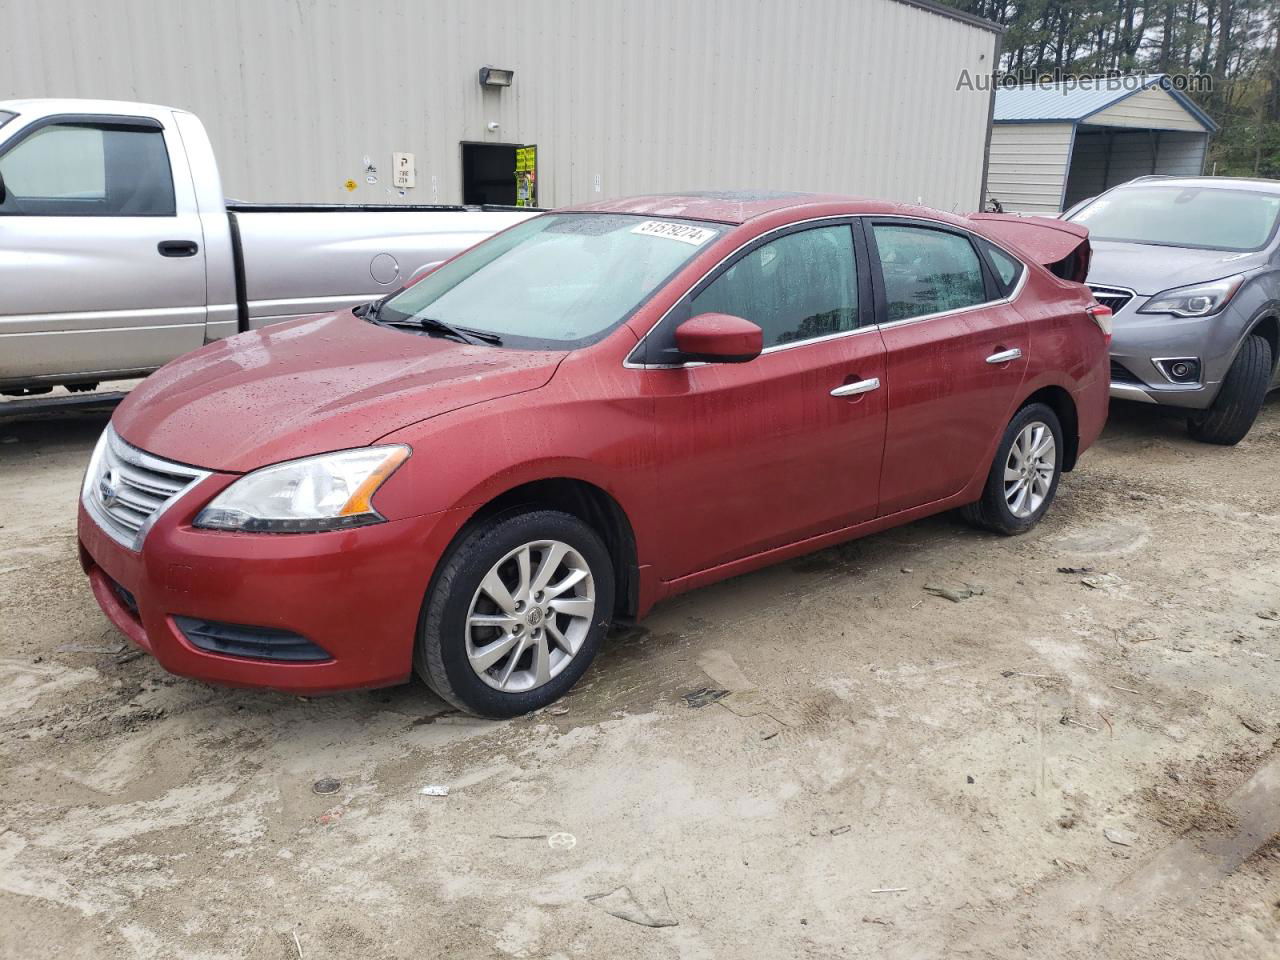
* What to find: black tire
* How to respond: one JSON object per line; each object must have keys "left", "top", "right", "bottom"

{"left": 415, "top": 508, "right": 614, "bottom": 718}
{"left": 961, "top": 402, "right": 1064, "bottom": 536}
{"left": 1186, "top": 333, "right": 1272, "bottom": 446}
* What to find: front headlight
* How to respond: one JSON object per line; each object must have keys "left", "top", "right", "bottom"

{"left": 1138, "top": 275, "right": 1245, "bottom": 318}
{"left": 194, "top": 445, "right": 410, "bottom": 533}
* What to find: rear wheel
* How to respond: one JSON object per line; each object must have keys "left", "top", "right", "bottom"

{"left": 1186, "top": 333, "right": 1272, "bottom": 446}
{"left": 415, "top": 509, "right": 614, "bottom": 718}
{"left": 961, "top": 402, "right": 1064, "bottom": 536}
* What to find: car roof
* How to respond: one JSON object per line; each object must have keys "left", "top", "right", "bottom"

{"left": 564, "top": 191, "right": 960, "bottom": 226}
{"left": 1115, "top": 175, "right": 1280, "bottom": 195}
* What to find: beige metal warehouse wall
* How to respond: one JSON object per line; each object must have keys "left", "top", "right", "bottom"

{"left": 0, "top": 0, "right": 998, "bottom": 210}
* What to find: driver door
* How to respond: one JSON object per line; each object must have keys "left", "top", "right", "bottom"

{"left": 0, "top": 116, "right": 208, "bottom": 387}
{"left": 638, "top": 221, "right": 887, "bottom": 580}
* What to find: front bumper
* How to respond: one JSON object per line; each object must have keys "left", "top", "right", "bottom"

{"left": 1104, "top": 298, "right": 1251, "bottom": 411}
{"left": 78, "top": 478, "right": 467, "bottom": 694}
{"left": 1108, "top": 377, "right": 1210, "bottom": 408}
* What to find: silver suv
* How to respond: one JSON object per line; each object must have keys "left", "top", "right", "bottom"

{"left": 1066, "top": 177, "right": 1280, "bottom": 444}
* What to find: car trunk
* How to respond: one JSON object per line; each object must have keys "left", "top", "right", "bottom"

{"left": 969, "top": 214, "right": 1091, "bottom": 283}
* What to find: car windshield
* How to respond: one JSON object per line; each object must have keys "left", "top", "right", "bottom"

{"left": 1068, "top": 185, "right": 1280, "bottom": 252}
{"left": 0, "top": 111, "right": 15, "bottom": 131}
{"left": 379, "top": 213, "right": 725, "bottom": 347}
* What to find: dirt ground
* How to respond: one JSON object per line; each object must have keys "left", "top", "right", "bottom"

{"left": 1, "top": 398, "right": 1278, "bottom": 960}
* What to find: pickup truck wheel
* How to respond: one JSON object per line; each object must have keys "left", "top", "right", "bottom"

{"left": 960, "top": 402, "right": 1063, "bottom": 536}
{"left": 415, "top": 509, "right": 614, "bottom": 718}
{"left": 1186, "top": 334, "right": 1272, "bottom": 446}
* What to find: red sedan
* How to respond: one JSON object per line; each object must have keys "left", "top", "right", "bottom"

{"left": 78, "top": 193, "right": 1110, "bottom": 716}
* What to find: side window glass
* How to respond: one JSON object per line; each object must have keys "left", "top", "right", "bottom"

{"left": 691, "top": 225, "right": 857, "bottom": 348}
{"left": 0, "top": 123, "right": 175, "bottom": 216}
{"left": 978, "top": 238, "right": 1022, "bottom": 295}
{"left": 873, "top": 224, "right": 987, "bottom": 322}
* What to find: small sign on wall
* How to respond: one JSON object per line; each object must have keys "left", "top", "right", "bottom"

{"left": 393, "top": 152, "right": 416, "bottom": 189}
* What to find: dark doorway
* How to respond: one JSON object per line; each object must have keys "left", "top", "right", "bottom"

{"left": 461, "top": 142, "right": 518, "bottom": 205}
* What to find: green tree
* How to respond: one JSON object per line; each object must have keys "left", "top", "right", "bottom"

{"left": 941, "top": 0, "right": 1280, "bottom": 175}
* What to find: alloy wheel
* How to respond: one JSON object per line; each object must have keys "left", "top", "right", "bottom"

{"left": 465, "top": 539, "right": 596, "bottom": 693}
{"left": 1004, "top": 420, "right": 1056, "bottom": 519}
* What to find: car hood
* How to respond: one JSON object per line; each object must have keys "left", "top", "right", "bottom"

{"left": 113, "top": 311, "right": 566, "bottom": 472}
{"left": 1084, "top": 239, "right": 1265, "bottom": 295}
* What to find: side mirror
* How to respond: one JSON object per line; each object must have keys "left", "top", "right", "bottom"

{"left": 674, "top": 312, "right": 763, "bottom": 363}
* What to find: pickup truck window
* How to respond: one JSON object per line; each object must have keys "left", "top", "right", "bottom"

{"left": 0, "top": 123, "right": 175, "bottom": 217}
{"left": 380, "top": 213, "right": 726, "bottom": 347}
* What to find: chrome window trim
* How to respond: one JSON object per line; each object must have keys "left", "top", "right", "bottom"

{"left": 83, "top": 425, "right": 210, "bottom": 551}
{"left": 624, "top": 213, "right": 1028, "bottom": 370}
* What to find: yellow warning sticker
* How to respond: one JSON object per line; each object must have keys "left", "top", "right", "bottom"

{"left": 344, "top": 179, "right": 358, "bottom": 192}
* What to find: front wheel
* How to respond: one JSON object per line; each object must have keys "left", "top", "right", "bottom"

{"left": 415, "top": 509, "right": 614, "bottom": 717}
{"left": 1187, "top": 333, "right": 1272, "bottom": 446}
{"left": 961, "top": 402, "right": 1064, "bottom": 536}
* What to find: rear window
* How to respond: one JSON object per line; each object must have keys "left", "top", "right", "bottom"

{"left": 1068, "top": 185, "right": 1280, "bottom": 252}
{"left": 874, "top": 224, "right": 988, "bottom": 321}
{"left": 0, "top": 111, "right": 14, "bottom": 130}
{"left": 976, "top": 238, "right": 1023, "bottom": 296}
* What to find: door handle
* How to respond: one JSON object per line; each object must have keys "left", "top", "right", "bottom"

{"left": 830, "top": 377, "right": 881, "bottom": 397}
{"left": 985, "top": 348, "right": 1023, "bottom": 364}
{"left": 157, "top": 240, "right": 199, "bottom": 258}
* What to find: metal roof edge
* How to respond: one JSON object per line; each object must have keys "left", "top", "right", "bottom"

{"left": 889, "top": 0, "right": 1005, "bottom": 34}
{"left": 992, "top": 118, "right": 1081, "bottom": 124}
{"left": 1165, "top": 86, "right": 1219, "bottom": 134}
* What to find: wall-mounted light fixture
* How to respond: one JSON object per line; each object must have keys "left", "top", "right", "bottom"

{"left": 478, "top": 66, "right": 514, "bottom": 88}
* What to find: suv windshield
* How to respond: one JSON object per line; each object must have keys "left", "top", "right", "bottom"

{"left": 379, "top": 213, "right": 725, "bottom": 347}
{"left": 1068, "top": 185, "right": 1280, "bottom": 252}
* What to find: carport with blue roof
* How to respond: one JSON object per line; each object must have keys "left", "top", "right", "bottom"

{"left": 985, "top": 74, "right": 1217, "bottom": 214}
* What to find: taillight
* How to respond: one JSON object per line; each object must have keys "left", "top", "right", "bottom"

{"left": 1087, "top": 303, "right": 1113, "bottom": 342}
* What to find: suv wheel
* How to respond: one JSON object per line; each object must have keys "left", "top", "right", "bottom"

{"left": 1187, "top": 333, "right": 1272, "bottom": 446}
{"left": 415, "top": 509, "right": 614, "bottom": 717}
{"left": 961, "top": 402, "right": 1064, "bottom": 536}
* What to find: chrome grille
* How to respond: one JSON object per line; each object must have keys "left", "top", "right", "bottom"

{"left": 83, "top": 426, "right": 209, "bottom": 550}
{"left": 1088, "top": 284, "right": 1134, "bottom": 314}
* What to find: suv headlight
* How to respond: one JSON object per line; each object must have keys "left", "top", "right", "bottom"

{"left": 1138, "top": 275, "right": 1245, "bottom": 318}
{"left": 194, "top": 445, "right": 410, "bottom": 533}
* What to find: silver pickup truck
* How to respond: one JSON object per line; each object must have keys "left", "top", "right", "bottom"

{"left": 0, "top": 99, "right": 533, "bottom": 395}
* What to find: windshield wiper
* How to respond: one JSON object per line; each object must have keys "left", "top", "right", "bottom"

{"left": 415, "top": 316, "right": 503, "bottom": 345}
{"left": 360, "top": 298, "right": 502, "bottom": 345}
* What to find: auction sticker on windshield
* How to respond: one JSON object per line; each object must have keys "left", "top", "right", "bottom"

{"left": 631, "top": 220, "right": 718, "bottom": 245}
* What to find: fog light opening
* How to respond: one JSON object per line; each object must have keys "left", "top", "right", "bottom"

{"left": 1155, "top": 358, "right": 1201, "bottom": 384}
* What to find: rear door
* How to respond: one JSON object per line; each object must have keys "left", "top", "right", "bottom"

{"left": 867, "top": 218, "right": 1029, "bottom": 515}
{"left": 640, "top": 220, "right": 887, "bottom": 580}
{"left": 0, "top": 114, "right": 207, "bottom": 387}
